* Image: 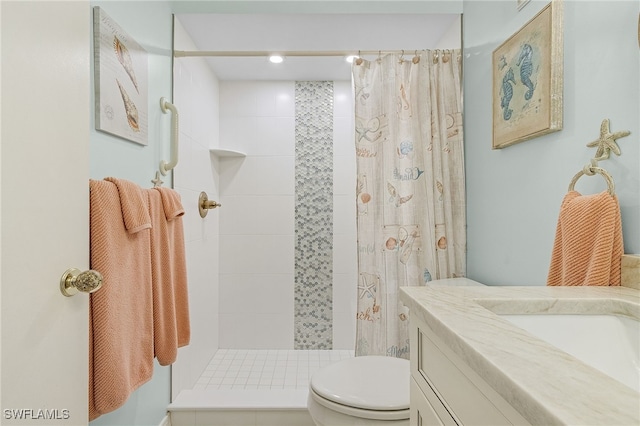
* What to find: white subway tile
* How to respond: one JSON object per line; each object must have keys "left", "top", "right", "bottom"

{"left": 254, "top": 84, "right": 277, "bottom": 117}
{"left": 332, "top": 273, "right": 357, "bottom": 314}
{"left": 220, "top": 156, "right": 295, "bottom": 196}
{"left": 333, "top": 81, "right": 354, "bottom": 118}
{"left": 333, "top": 155, "right": 357, "bottom": 196}
{"left": 333, "top": 233, "right": 357, "bottom": 274}
{"left": 219, "top": 116, "right": 256, "bottom": 153}
{"left": 219, "top": 195, "right": 294, "bottom": 236}
{"left": 178, "top": 188, "right": 205, "bottom": 242}
{"left": 275, "top": 85, "right": 295, "bottom": 117}
{"left": 332, "top": 116, "right": 355, "bottom": 157}
{"left": 174, "top": 133, "right": 195, "bottom": 190}
{"left": 332, "top": 313, "right": 356, "bottom": 350}
{"left": 190, "top": 140, "right": 217, "bottom": 192}
{"left": 332, "top": 195, "right": 357, "bottom": 236}
{"left": 219, "top": 313, "right": 256, "bottom": 348}
{"left": 219, "top": 235, "right": 294, "bottom": 274}
{"left": 255, "top": 277, "right": 294, "bottom": 315}
{"left": 220, "top": 82, "right": 257, "bottom": 117}
{"left": 218, "top": 276, "right": 257, "bottom": 315}
{"left": 219, "top": 273, "right": 294, "bottom": 316}
{"left": 250, "top": 117, "right": 295, "bottom": 156}
{"left": 254, "top": 314, "right": 294, "bottom": 349}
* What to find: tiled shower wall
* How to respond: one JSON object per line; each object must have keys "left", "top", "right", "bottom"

{"left": 171, "top": 19, "right": 221, "bottom": 398}
{"left": 218, "top": 80, "right": 357, "bottom": 350}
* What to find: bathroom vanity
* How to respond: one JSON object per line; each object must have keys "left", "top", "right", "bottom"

{"left": 400, "top": 278, "right": 640, "bottom": 426}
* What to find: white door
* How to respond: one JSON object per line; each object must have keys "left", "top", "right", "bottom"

{"left": 1, "top": 1, "right": 91, "bottom": 425}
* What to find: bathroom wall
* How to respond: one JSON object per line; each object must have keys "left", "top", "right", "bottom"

{"left": 217, "top": 80, "right": 357, "bottom": 350}
{"left": 463, "top": 0, "right": 640, "bottom": 286}
{"left": 89, "top": 1, "right": 173, "bottom": 425}
{"left": 170, "top": 18, "right": 221, "bottom": 400}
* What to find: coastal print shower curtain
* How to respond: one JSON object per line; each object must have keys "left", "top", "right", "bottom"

{"left": 353, "top": 50, "right": 465, "bottom": 358}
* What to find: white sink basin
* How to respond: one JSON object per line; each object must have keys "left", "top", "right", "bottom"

{"left": 500, "top": 314, "right": 640, "bottom": 392}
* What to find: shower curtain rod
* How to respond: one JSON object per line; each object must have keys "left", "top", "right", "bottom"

{"left": 173, "top": 49, "right": 430, "bottom": 58}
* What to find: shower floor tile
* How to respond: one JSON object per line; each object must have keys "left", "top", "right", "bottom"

{"left": 169, "top": 349, "right": 355, "bottom": 420}
{"left": 193, "top": 349, "right": 354, "bottom": 391}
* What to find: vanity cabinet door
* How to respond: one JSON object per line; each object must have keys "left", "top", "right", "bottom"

{"left": 410, "top": 378, "right": 456, "bottom": 426}
{"left": 409, "top": 313, "right": 531, "bottom": 426}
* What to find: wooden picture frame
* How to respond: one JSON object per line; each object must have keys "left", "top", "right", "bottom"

{"left": 492, "top": 0, "right": 563, "bottom": 149}
{"left": 517, "top": 0, "right": 531, "bottom": 11}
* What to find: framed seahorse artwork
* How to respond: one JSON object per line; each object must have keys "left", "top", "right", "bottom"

{"left": 492, "top": 0, "right": 563, "bottom": 149}
{"left": 93, "top": 7, "right": 149, "bottom": 145}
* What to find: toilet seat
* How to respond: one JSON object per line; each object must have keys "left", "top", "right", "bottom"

{"left": 309, "top": 356, "right": 410, "bottom": 421}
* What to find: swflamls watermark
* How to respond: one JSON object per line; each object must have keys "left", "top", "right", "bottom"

{"left": 3, "top": 408, "right": 70, "bottom": 420}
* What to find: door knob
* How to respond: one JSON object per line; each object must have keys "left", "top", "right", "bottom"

{"left": 60, "top": 268, "right": 103, "bottom": 297}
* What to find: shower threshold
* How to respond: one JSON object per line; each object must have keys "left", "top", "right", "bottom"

{"left": 168, "top": 349, "right": 354, "bottom": 426}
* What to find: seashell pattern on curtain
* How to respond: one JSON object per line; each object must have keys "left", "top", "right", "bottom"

{"left": 352, "top": 49, "right": 466, "bottom": 358}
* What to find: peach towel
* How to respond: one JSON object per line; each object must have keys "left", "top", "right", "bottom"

{"left": 547, "top": 190, "right": 623, "bottom": 286}
{"left": 89, "top": 179, "right": 154, "bottom": 421}
{"left": 146, "top": 187, "right": 190, "bottom": 365}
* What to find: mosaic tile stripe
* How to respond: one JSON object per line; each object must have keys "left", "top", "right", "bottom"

{"left": 294, "top": 81, "right": 334, "bottom": 350}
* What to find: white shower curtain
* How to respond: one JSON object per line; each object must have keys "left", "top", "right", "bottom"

{"left": 352, "top": 50, "right": 466, "bottom": 358}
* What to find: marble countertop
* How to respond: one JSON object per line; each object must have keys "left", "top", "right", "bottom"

{"left": 400, "top": 279, "right": 640, "bottom": 426}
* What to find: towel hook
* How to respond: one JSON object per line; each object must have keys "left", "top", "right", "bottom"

{"left": 586, "top": 118, "right": 629, "bottom": 162}
{"left": 567, "top": 118, "right": 630, "bottom": 197}
{"left": 159, "top": 97, "right": 179, "bottom": 176}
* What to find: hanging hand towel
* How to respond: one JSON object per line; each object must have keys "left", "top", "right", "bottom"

{"left": 547, "top": 190, "right": 623, "bottom": 286}
{"left": 89, "top": 178, "right": 154, "bottom": 421}
{"left": 147, "top": 187, "right": 190, "bottom": 366}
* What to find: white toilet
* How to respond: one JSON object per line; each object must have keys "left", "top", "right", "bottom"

{"left": 307, "top": 356, "right": 410, "bottom": 425}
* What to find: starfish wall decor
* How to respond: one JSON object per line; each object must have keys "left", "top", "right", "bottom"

{"left": 586, "top": 118, "right": 631, "bottom": 161}
{"left": 152, "top": 171, "right": 164, "bottom": 188}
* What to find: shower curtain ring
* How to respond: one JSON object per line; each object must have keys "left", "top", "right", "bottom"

{"left": 412, "top": 50, "right": 420, "bottom": 64}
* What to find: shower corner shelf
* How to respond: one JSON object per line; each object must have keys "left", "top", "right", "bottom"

{"left": 210, "top": 148, "right": 246, "bottom": 158}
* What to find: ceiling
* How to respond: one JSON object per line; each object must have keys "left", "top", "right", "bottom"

{"left": 175, "top": 14, "right": 460, "bottom": 80}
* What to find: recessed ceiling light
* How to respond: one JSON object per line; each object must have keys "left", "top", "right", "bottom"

{"left": 269, "top": 55, "right": 284, "bottom": 64}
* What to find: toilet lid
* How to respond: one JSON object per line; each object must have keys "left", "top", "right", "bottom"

{"left": 310, "top": 356, "right": 410, "bottom": 411}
